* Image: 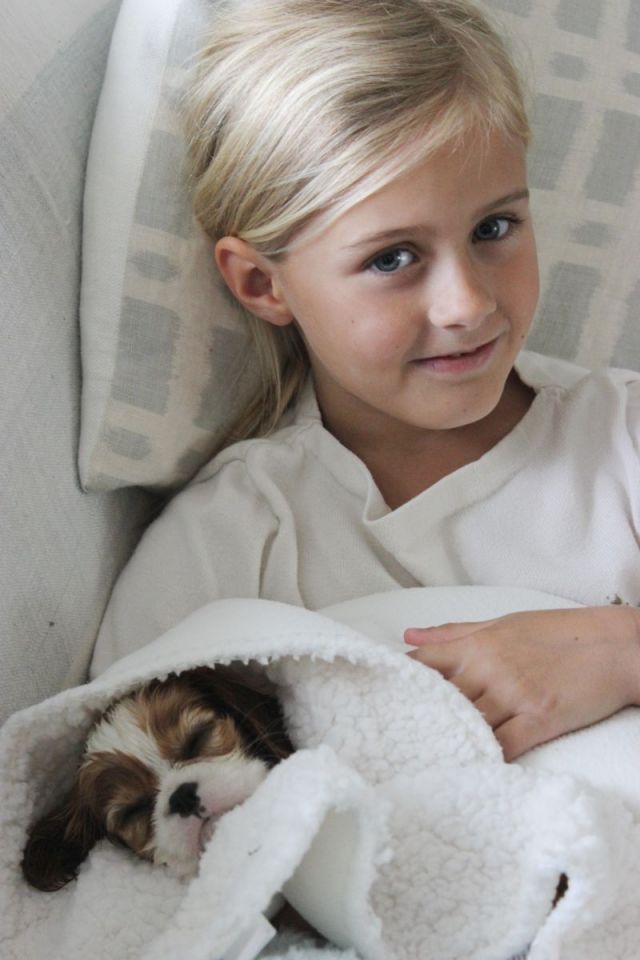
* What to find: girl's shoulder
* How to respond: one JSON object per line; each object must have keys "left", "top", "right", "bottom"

{"left": 516, "top": 350, "right": 640, "bottom": 453}
{"left": 190, "top": 378, "right": 327, "bottom": 486}
{"left": 517, "top": 349, "right": 640, "bottom": 398}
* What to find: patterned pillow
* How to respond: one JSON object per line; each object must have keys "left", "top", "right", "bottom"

{"left": 78, "top": 0, "right": 640, "bottom": 492}
{"left": 503, "top": 0, "right": 640, "bottom": 374}
{"left": 79, "top": 0, "right": 257, "bottom": 492}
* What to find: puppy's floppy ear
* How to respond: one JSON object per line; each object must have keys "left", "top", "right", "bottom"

{"left": 22, "top": 783, "right": 105, "bottom": 892}
{"left": 185, "top": 666, "right": 293, "bottom": 765}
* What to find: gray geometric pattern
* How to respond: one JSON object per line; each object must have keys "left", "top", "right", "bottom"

{"left": 485, "top": 0, "right": 640, "bottom": 372}
{"left": 112, "top": 298, "right": 180, "bottom": 415}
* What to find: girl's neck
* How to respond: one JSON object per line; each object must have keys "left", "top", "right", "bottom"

{"left": 325, "top": 371, "right": 535, "bottom": 510}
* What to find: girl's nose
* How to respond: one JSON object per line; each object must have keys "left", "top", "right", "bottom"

{"left": 427, "top": 255, "right": 496, "bottom": 330}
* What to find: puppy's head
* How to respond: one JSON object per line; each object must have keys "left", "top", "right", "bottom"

{"left": 22, "top": 666, "right": 292, "bottom": 890}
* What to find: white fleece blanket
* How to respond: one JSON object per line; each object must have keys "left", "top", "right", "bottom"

{"left": 2, "top": 586, "right": 640, "bottom": 960}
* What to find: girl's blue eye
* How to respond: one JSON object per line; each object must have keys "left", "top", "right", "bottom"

{"left": 370, "top": 248, "right": 415, "bottom": 274}
{"left": 473, "top": 216, "right": 514, "bottom": 242}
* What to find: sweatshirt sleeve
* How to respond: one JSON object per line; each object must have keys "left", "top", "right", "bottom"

{"left": 90, "top": 458, "right": 280, "bottom": 677}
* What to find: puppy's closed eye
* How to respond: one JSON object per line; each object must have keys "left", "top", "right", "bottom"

{"left": 181, "top": 723, "right": 215, "bottom": 761}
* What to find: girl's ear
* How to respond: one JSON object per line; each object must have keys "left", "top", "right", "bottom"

{"left": 22, "top": 784, "right": 105, "bottom": 892}
{"left": 215, "top": 236, "right": 294, "bottom": 327}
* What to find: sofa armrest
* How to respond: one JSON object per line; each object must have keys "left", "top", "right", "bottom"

{"left": 0, "top": 0, "right": 158, "bottom": 724}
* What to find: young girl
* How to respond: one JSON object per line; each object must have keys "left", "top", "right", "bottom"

{"left": 91, "top": 0, "right": 640, "bottom": 764}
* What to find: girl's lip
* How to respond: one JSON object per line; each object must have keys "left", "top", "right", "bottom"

{"left": 412, "top": 337, "right": 500, "bottom": 375}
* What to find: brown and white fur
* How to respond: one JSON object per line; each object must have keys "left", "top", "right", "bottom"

{"left": 22, "top": 666, "right": 293, "bottom": 891}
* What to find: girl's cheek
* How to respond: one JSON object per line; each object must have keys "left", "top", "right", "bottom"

{"left": 351, "top": 321, "right": 409, "bottom": 360}
{"left": 349, "top": 296, "right": 419, "bottom": 351}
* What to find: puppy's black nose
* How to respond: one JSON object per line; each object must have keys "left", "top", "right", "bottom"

{"left": 168, "top": 781, "right": 201, "bottom": 818}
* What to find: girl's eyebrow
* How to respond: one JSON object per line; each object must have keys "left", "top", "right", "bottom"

{"left": 344, "top": 188, "right": 530, "bottom": 251}
{"left": 475, "top": 188, "right": 530, "bottom": 218}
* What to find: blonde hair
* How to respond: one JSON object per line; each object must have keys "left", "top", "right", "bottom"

{"left": 185, "top": 0, "right": 530, "bottom": 449}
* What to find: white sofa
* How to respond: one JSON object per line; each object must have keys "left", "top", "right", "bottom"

{"left": 2, "top": 0, "right": 640, "bottom": 726}
{"left": 1, "top": 0, "right": 160, "bottom": 725}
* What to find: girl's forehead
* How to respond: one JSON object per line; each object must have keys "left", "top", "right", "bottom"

{"left": 296, "top": 129, "right": 529, "bottom": 250}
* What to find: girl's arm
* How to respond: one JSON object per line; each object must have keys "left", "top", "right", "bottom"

{"left": 404, "top": 606, "right": 640, "bottom": 761}
{"left": 90, "top": 459, "right": 280, "bottom": 677}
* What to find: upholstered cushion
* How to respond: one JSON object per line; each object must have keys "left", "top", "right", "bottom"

{"left": 498, "top": 0, "right": 640, "bottom": 371}
{"left": 78, "top": 0, "right": 640, "bottom": 492}
{"left": 79, "top": 0, "right": 256, "bottom": 493}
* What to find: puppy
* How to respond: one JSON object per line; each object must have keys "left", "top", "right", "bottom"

{"left": 22, "top": 665, "right": 292, "bottom": 891}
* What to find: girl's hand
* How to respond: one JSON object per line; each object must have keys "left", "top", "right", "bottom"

{"left": 404, "top": 606, "right": 640, "bottom": 761}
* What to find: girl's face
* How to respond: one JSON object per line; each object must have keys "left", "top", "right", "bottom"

{"left": 270, "top": 128, "right": 538, "bottom": 451}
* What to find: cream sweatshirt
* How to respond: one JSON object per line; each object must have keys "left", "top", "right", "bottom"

{"left": 91, "top": 351, "right": 640, "bottom": 676}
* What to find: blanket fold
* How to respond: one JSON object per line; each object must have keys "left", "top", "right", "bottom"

{"left": 2, "top": 587, "right": 640, "bottom": 960}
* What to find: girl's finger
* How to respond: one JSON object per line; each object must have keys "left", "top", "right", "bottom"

{"left": 406, "top": 643, "right": 461, "bottom": 680}
{"left": 448, "top": 672, "right": 485, "bottom": 703}
{"left": 408, "top": 647, "right": 486, "bottom": 701}
{"left": 473, "top": 692, "right": 515, "bottom": 731}
{"left": 404, "top": 619, "right": 497, "bottom": 645}
{"left": 493, "top": 713, "right": 548, "bottom": 762}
